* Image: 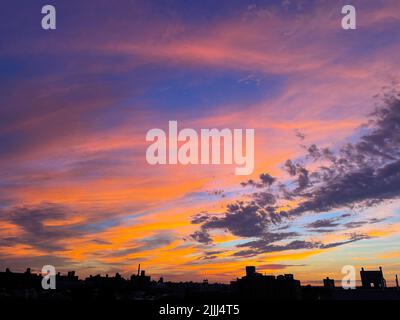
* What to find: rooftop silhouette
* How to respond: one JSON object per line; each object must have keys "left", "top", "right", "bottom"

{"left": 1, "top": 265, "right": 399, "bottom": 301}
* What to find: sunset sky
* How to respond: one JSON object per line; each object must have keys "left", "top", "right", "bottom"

{"left": 1, "top": 0, "right": 400, "bottom": 285}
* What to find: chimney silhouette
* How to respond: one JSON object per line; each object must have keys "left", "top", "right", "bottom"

{"left": 396, "top": 274, "right": 399, "bottom": 290}
{"left": 137, "top": 264, "right": 141, "bottom": 276}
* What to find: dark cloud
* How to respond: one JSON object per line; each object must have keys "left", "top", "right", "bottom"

{"left": 259, "top": 173, "right": 276, "bottom": 186}
{"left": 233, "top": 240, "right": 320, "bottom": 257}
{"left": 307, "top": 144, "right": 321, "bottom": 160}
{"left": 320, "top": 233, "right": 370, "bottom": 249}
{"left": 344, "top": 217, "right": 387, "bottom": 229}
{"left": 287, "top": 96, "right": 400, "bottom": 216}
{"left": 282, "top": 160, "right": 310, "bottom": 192}
{"left": 241, "top": 173, "right": 276, "bottom": 188}
{"left": 190, "top": 213, "right": 211, "bottom": 224}
{"left": 369, "top": 217, "right": 386, "bottom": 224}
{"left": 277, "top": 224, "right": 290, "bottom": 230}
{"left": 306, "top": 218, "right": 340, "bottom": 229}
{"left": 196, "top": 251, "right": 226, "bottom": 261}
{"left": 284, "top": 159, "right": 297, "bottom": 176}
{"left": 192, "top": 91, "right": 400, "bottom": 256}
{"left": 308, "top": 228, "right": 336, "bottom": 234}
{"left": 237, "top": 232, "right": 299, "bottom": 249}
{"left": 91, "top": 238, "right": 112, "bottom": 245}
{"left": 190, "top": 229, "right": 212, "bottom": 244}
{"left": 198, "top": 201, "right": 281, "bottom": 238}
{"left": 207, "top": 190, "right": 225, "bottom": 197}
{"left": 343, "top": 221, "right": 368, "bottom": 229}
{"left": 204, "top": 250, "right": 224, "bottom": 256}
{"left": 234, "top": 234, "right": 370, "bottom": 257}
{"left": 0, "top": 203, "right": 130, "bottom": 255}
{"left": 0, "top": 203, "right": 77, "bottom": 251}
{"left": 231, "top": 249, "right": 259, "bottom": 257}
{"left": 199, "top": 255, "right": 218, "bottom": 260}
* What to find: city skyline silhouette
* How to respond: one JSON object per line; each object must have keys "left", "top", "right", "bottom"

{"left": 1, "top": 264, "right": 400, "bottom": 302}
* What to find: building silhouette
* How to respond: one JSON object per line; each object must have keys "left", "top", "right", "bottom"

{"left": 323, "top": 277, "right": 335, "bottom": 289}
{"left": 0, "top": 268, "right": 41, "bottom": 290}
{"left": 231, "top": 266, "right": 301, "bottom": 300}
{"left": 360, "top": 267, "right": 386, "bottom": 289}
{"left": 130, "top": 264, "right": 151, "bottom": 290}
{"left": 1, "top": 264, "right": 400, "bottom": 301}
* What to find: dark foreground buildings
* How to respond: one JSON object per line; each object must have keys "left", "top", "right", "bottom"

{"left": 230, "top": 266, "right": 301, "bottom": 300}
{"left": 0, "top": 265, "right": 399, "bottom": 302}
{"left": 360, "top": 266, "right": 386, "bottom": 289}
